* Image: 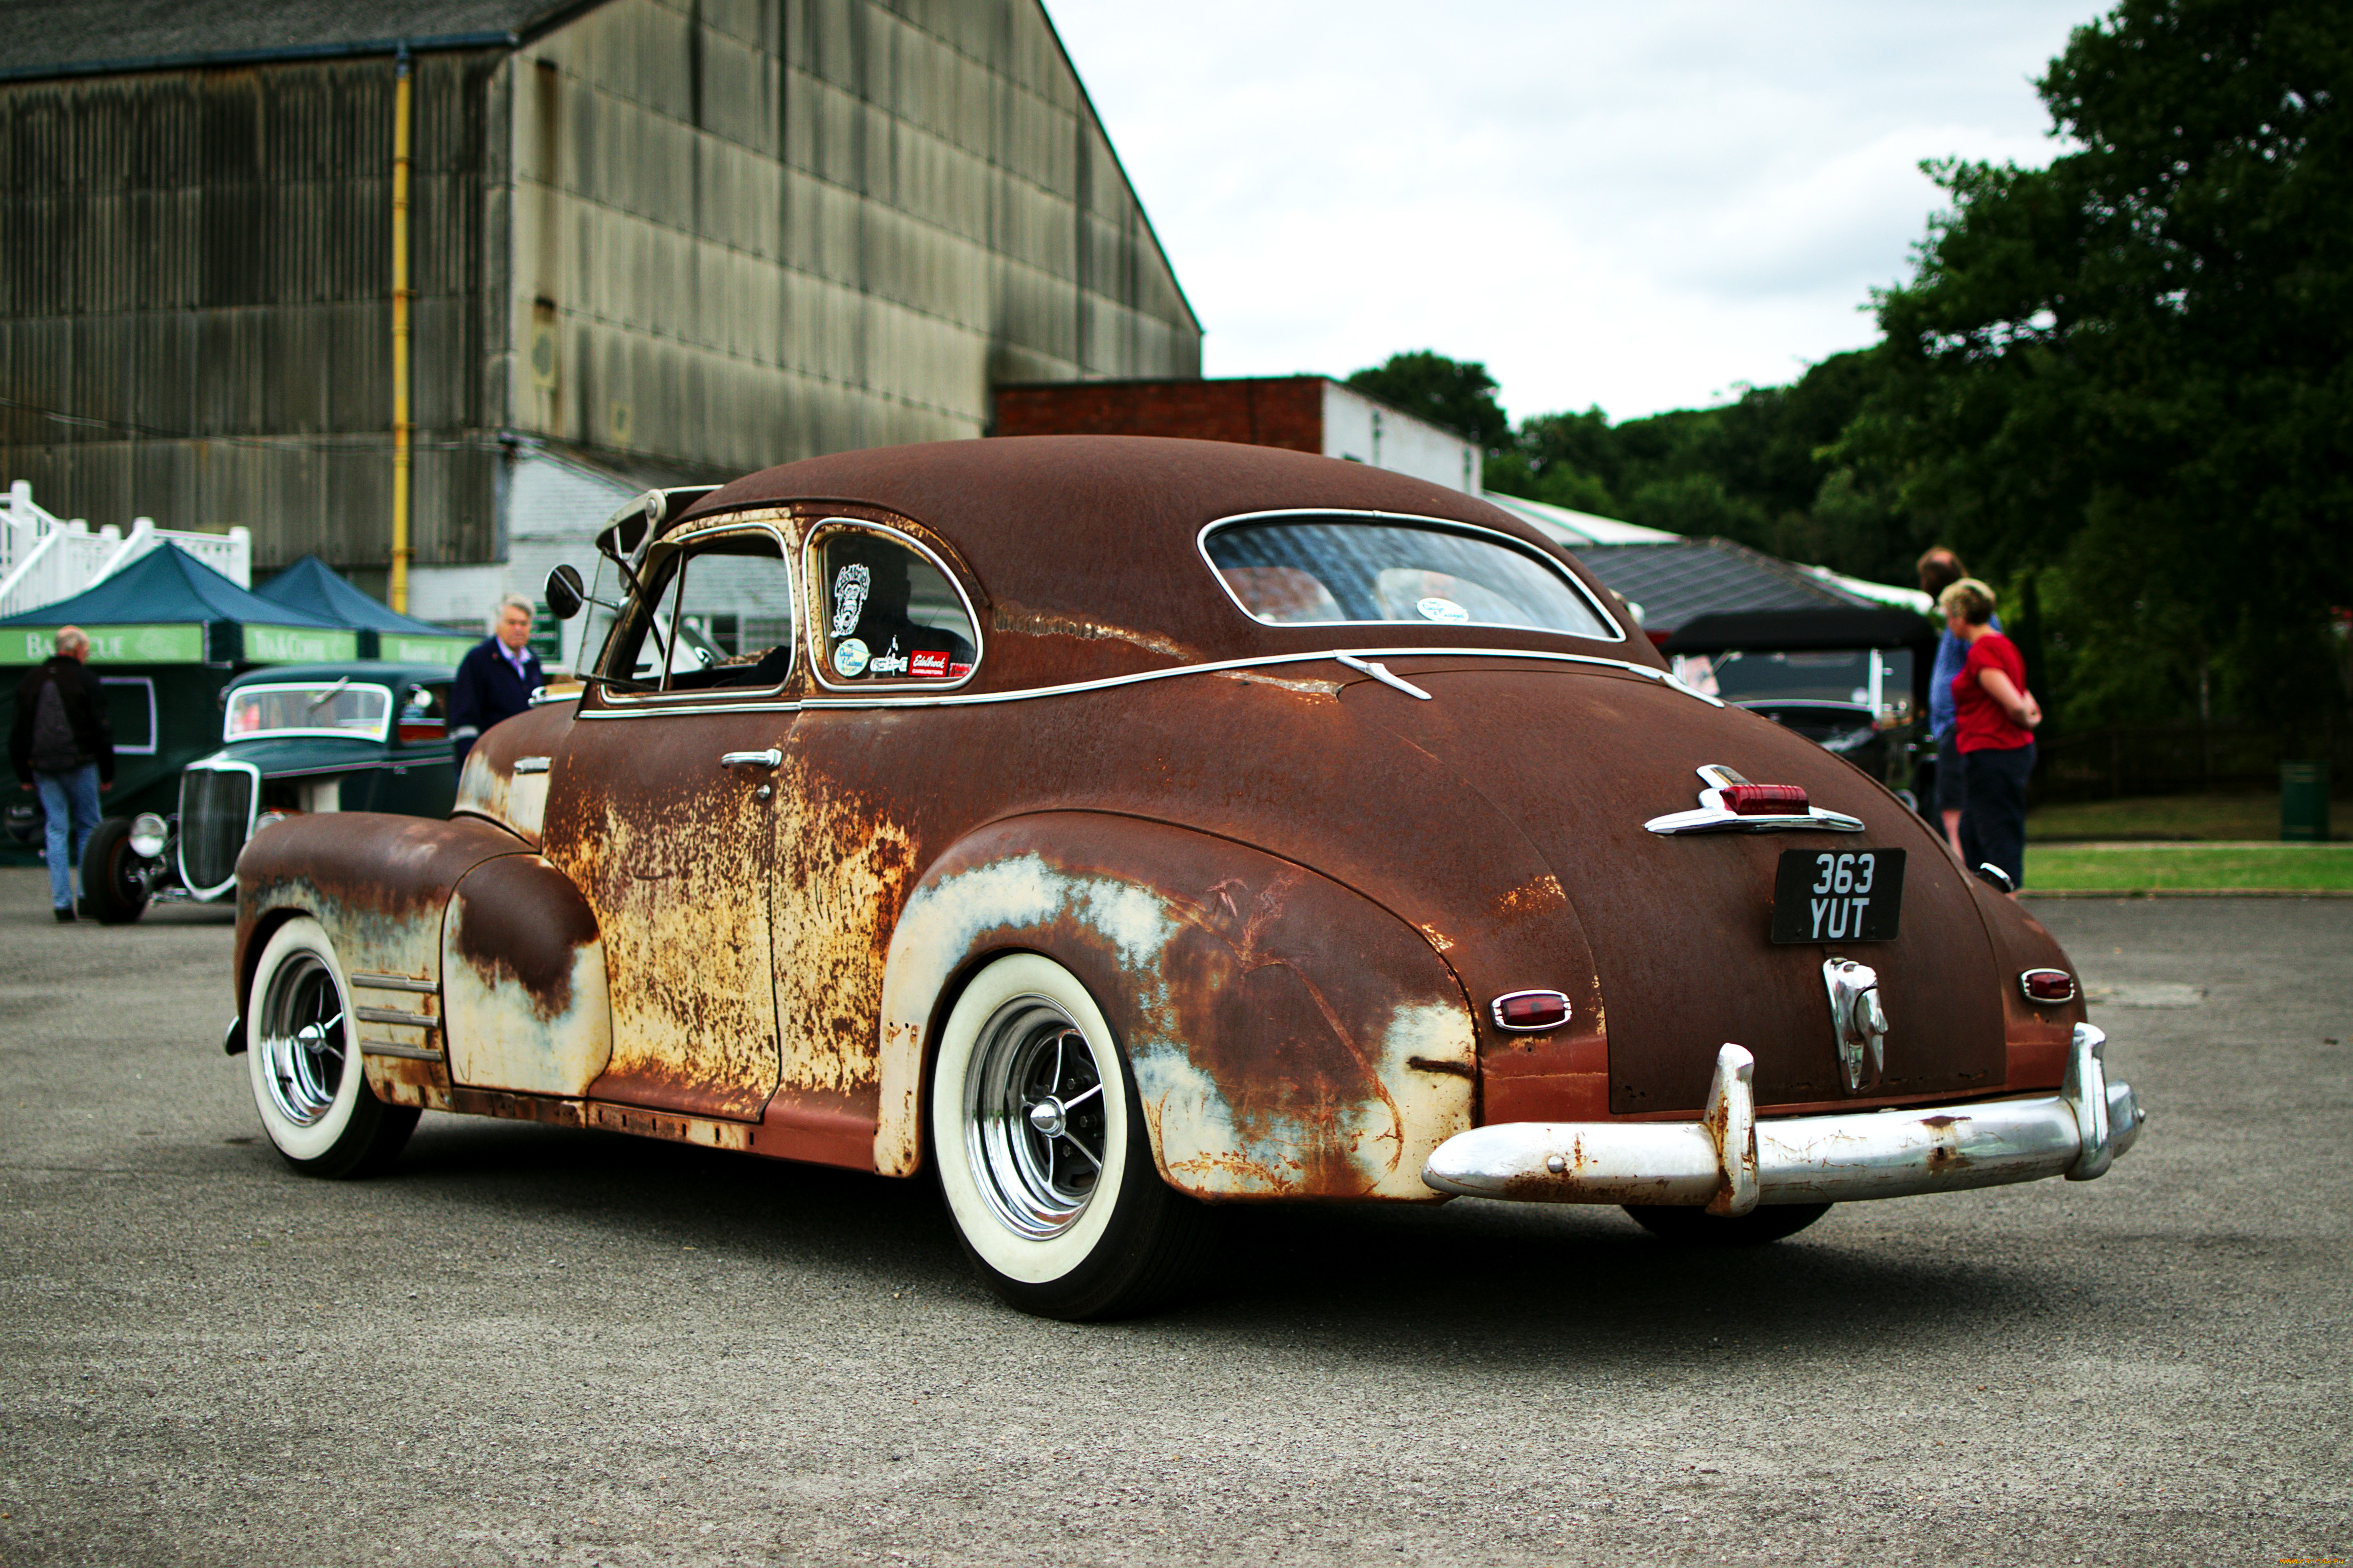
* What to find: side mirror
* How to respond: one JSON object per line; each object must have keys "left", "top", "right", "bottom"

{"left": 545, "top": 563, "right": 586, "bottom": 621}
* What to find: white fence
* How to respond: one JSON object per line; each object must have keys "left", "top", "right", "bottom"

{"left": 0, "top": 481, "right": 251, "bottom": 621}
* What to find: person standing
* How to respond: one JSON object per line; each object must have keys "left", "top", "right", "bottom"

{"left": 449, "top": 594, "right": 544, "bottom": 772}
{"left": 10, "top": 626, "right": 114, "bottom": 921}
{"left": 1917, "top": 546, "right": 1996, "bottom": 860}
{"left": 1940, "top": 578, "right": 2040, "bottom": 895}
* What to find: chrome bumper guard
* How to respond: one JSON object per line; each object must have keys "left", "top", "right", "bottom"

{"left": 1423, "top": 1023, "right": 2143, "bottom": 1215}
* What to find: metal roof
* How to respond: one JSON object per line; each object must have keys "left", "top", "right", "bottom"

{"left": 0, "top": 0, "right": 591, "bottom": 80}
{"left": 1569, "top": 537, "right": 1878, "bottom": 636}
{"left": 1480, "top": 495, "right": 1681, "bottom": 549}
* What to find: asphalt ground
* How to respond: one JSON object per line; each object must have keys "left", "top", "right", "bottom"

{"left": 1, "top": 868, "right": 2346, "bottom": 1568}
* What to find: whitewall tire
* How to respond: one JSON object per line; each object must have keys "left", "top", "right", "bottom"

{"left": 930, "top": 953, "right": 1213, "bottom": 1319}
{"left": 246, "top": 917, "right": 418, "bottom": 1178}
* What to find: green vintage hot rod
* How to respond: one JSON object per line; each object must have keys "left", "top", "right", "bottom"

{"left": 83, "top": 661, "right": 458, "bottom": 922}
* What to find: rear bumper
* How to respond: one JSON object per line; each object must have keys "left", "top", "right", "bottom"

{"left": 1424, "top": 1023, "right": 2142, "bottom": 1214}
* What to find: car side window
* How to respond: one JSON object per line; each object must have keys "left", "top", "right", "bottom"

{"left": 809, "top": 524, "right": 978, "bottom": 687}
{"left": 605, "top": 528, "right": 797, "bottom": 696}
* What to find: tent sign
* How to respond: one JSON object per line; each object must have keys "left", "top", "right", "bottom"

{"left": 2, "top": 624, "right": 207, "bottom": 665}
{"left": 380, "top": 633, "right": 470, "bottom": 667}
{"left": 246, "top": 624, "right": 361, "bottom": 664}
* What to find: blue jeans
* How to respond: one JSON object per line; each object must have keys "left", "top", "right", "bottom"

{"left": 34, "top": 764, "right": 102, "bottom": 910}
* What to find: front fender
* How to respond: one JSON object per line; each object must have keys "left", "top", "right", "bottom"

{"left": 875, "top": 812, "right": 1478, "bottom": 1201}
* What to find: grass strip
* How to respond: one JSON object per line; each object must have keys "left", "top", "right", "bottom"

{"left": 2025, "top": 845, "right": 2353, "bottom": 892}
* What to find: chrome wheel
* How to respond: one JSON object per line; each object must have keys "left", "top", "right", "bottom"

{"left": 259, "top": 951, "right": 346, "bottom": 1128}
{"left": 964, "top": 994, "right": 1108, "bottom": 1238}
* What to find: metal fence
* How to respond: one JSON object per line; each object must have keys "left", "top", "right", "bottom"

{"left": 2033, "top": 722, "right": 2353, "bottom": 802}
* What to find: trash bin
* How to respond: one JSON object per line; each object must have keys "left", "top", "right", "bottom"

{"left": 2280, "top": 761, "right": 2331, "bottom": 842}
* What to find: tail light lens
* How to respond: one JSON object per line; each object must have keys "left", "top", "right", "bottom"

{"left": 1491, "top": 990, "right": 1571, "bottom": 1032}
{"left": 1718, "top": 783, "right": 1809, "bottom": 816}
{"left": 2021, "top": 969, "right": 2076, "bottom": 1004}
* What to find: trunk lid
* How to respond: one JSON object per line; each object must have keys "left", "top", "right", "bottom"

{"left": 1341, "top": 663, "right": 2006, "bottom": 1114}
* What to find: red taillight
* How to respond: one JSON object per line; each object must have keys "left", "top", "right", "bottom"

{"left": 1718, "top": 783, "right": 1809, "bottom": 816}
{"left": 1491, "top": 990, "right": 1571, "bottom": 1032}
{"left": 2021, "top": 969, "right": 2076, "bottom": 1004}
{"left": 399, "top": 721, "right": 445, "bottom": 744}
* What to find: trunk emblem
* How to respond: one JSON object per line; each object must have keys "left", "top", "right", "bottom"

{"left": 1823, "top": 958, "right": 1887, "bottom": 1091}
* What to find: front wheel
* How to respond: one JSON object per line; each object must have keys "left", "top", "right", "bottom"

{"left": 930, "top": 953, "right": 1215, "bottom": 1319}
{"left": 80, "top": 817, "right": 151, "bottom": 924}
{"left": 1624, "top": 1202, "right": 1832, "bottom": 1245}
{"left": 245, "top": 917, "right": 418, "bottom": 1178}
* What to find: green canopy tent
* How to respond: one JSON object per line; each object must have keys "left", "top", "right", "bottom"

{"left": 0, "top": 544, "right": 356, "bottom": 826}
{"left": 251, "top": 556, "right": 474, "bottom": 666}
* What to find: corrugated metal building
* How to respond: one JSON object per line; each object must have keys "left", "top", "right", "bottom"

{"left": 0, "top": 0, "right": 1200, "bottom": 614}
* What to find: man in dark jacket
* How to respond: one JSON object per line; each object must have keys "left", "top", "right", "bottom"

{"left": 10, "top": 626, "right": 114, "bottom": 920}
{"left": 448, "top": 594, "right": 543, "bottom": 771}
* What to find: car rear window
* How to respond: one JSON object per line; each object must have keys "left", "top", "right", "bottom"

{"left": 1204, "top": 516, "right": 1619, "bottom": 640}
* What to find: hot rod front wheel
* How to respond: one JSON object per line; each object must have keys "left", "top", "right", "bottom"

{"left": 245, "top": 917, "right": 418, "bottom": 1178}
{"left": 929, "top": 954, "right": 1214, "bottom": 1319}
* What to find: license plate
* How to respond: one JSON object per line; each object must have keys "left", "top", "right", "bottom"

{"left": 1771, "top": 848, "right": 1906, "bottom": 944}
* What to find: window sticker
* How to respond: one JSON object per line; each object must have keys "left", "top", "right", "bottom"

{"left": 832, "top": 637, "right": 870, "bottom": 678}
{"left": 830, "top": 563, "right": 871, "bottom": 638}
{"left": 908, "top": 650, "right": 950, "bottom": 678}
{"left": 1416, "top": 595, "right": 1470, "bottom": 623}
{"left": 868, "top": 636, "right": 909, "bottom": 678}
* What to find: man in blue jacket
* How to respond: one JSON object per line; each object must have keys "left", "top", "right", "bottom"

{"left": 449, "top": 594, "right": 543, "bottom": 772}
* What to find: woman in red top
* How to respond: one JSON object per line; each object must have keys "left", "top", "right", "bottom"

{"left": 1938, "top": 577, "right": 2041, "bottom": 895}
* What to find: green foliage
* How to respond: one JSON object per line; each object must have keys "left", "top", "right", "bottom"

{"left": 1344, "top": 351, "right": 1512, "bottom": 450}
{"left": 1853, "top": 0, "right": 2353, "bottom": 729}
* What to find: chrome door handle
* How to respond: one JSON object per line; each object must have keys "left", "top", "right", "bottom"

{"left": 719, "top": 748, "right": 783, "bottom": 770}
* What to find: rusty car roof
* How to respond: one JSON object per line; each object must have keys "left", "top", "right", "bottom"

{"left": 672, "top": 437, "right": 1658, "bottom": 683}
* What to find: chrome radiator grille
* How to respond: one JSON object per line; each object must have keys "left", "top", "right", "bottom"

{"left": 178, "top": 767, "right": 252, "bottom": 892}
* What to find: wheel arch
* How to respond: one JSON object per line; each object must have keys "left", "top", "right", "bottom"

{"left": 874, "top": 811, "right": 1478, "bottom": 1202}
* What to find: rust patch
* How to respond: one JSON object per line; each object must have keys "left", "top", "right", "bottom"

{"left": 1491, "top": 875, "right": 1568, "bottom": 921}
{"left": 451, "top": 855, "right": 599, "bottom": 1020}
{"left": 446, "top": 1087, "right": 588, "bottom": 1127}
{"left": 991, "top": 598, "right": 1193, "bottom": 661}
{"left": 1214, "top": 669, "right": 1342, "bottom": 696}
{"left": 1407, "top": 1055, "right": 1477, "bottom": 1078}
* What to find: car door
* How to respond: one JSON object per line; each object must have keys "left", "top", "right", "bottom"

{"left": 539, "top": 516, "right": 803, "bottom": 1123}
{"left": 756, "top": 517, "right": 987, "bottom": 1147}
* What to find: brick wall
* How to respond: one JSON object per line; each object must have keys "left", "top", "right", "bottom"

{"left": 992, "top": 378, "right": 1326, "bottom": 454}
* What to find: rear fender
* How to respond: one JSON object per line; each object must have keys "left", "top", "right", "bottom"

{"left": 875, "top": 812, "right": 1478, "bottom": 1201}
{"left": 235, "top": 813, "right": 534, "bottom": 1107}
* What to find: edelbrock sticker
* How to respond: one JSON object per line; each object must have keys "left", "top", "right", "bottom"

{"left": 908, "top": 650, "right": 949, "bottom": 678}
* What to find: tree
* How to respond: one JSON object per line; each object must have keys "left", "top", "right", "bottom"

{"left": 1344, "top": 351, "right": 1511, "bottom": 451}
{"left": 1851, "top": 0, "right": 2353, "bottom": 729}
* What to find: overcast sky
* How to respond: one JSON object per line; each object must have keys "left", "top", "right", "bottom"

{"left": 1044, "top": 0, "right": 2096, "bottom": 423}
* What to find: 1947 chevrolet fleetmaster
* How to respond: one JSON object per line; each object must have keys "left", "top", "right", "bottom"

{"left": 228, "top": 437, "right": 2143, "bottom": 1319}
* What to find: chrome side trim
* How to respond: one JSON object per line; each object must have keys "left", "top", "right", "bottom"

{"left": 359, "top": 1040, "right": 446, "bottom": 1062}
{"left": 350, "top": 972, "right": 437, "bottom": 994}
{"left": 1334, "top": 653, "right": 1431, "bottom": 700}
{"left": 791, "top": 645, "right": 1714, "bottom": 712}
{"left": 353, "top": 1005, "right": 439, "bottom": 1030}
{"left": 1422, "top": 1027, "right": 2144, "bottom": 1208}
{"left": 1195, "top": 506, "right": 1629, "bottom": 643}
{"left": 510, "top": 756, "right": 552, "bottom": 774}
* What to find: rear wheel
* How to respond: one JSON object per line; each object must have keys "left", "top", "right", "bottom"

{"left": 930, "top": 953, "right": 1215, "bottom": 1319}
{"left": 245, "top": 917, "right": 417, "bottom": 1178}
{"left": 1625, "top": 1203, "right": 1832, "bottom": 1245}
{"left": 79, "top": 817, "right": 151, "bottom": 924}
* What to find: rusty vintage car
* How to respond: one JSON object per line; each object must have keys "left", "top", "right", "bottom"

{"left": 227, "top": 437, "right": 2143, "bottom": 1318}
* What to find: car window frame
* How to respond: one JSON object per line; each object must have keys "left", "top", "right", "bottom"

{"left": 801, "top": 516, "right": 985, "bottom": 695}
{"left": 1195, "top": 508, "right": 1627, "bottom": 644}
{"left": 586, "top": 516, "right": 802, "bottom": 713}
{"left": 221, "top": 680, "right": 399, "bottom": 745}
